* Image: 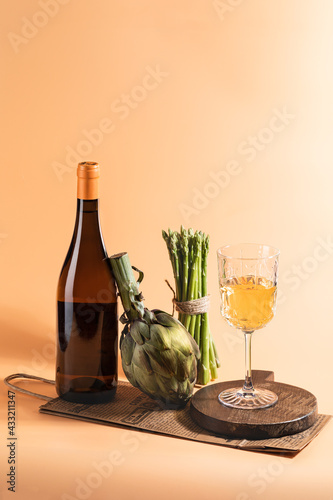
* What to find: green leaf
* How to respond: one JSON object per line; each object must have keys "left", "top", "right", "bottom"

{"left": 142, "top": 343, "right": 173, "bottom": 376}
{"left": 155, "top": 374, "right": 175, "bottom": 398}
{"left": 130, "top": 322, "right": 144, "bottom": 345}
{"left": 168, "top": 376, "right": 179, "bottom": 393}
{"left": 150, "top": 324, "right": 172, "bottom": 350}
{"left": 121, "top": 334, "right": 135, "bottom": 366}
{"left": 149, "top": 356, "right": 173, "bottom": 378}
{"left": 159, "top": 349, "right": 177, "bottom": 375}
{"left": 132, "top": 365, "right": 159, "bottom": 395}
{"left": 134, "top": 319, "right": 150, "bottom": 340}
{"left": 154, "top": 311, "right": 179, "bottom": 328}
{"left": 122, "top": 361, "right": 139, "bottom": 388}
{"left": 174, "top": 350, "right": 190, "bottom": 381}
{"left": 171, "top": 327, "right": 193, "bottom": 357}
{"left": 131, "top": 345, "right": 153, "bottom": 375}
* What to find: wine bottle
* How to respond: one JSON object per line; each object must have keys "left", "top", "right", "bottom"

{"left": 56, "top": 161, "right": 118, "bottom": 403}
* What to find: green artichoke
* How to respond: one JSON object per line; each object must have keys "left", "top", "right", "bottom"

{"left": 110, "top": 252, "right": 200, "bottom": 408}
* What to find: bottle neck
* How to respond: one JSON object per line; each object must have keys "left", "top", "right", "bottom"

{"left": 73, "top": 163, "right": 107, "bottom": 259}
{"left": 73, "top": 198, "right": 107, "bottom": 258}
{"left": 77, "top": 174, "right": 99, "bottom": 200}
{"left": 77, "top": 198, "right": 99, "bottom": 214}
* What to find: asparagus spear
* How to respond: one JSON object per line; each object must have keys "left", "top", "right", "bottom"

{"left": 197, "top": 234, "right": 211, "bottom": 384}
{"left": 179, "top": 226, "right": 189, "bottom": 324}
{"left": 194, "top": 232, "right": 202, "bottom": 349}
{"left": 162, "top": 229, "right": 181, "bottom": 305}
{"left": 185, "top": 231, "right": 200, "bottom": 334}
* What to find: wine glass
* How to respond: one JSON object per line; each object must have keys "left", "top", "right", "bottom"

{"left": 217, "top": 243, "right": 279, "bottom": 409}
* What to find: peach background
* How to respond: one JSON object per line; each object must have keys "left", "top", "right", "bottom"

{"left": 1, "top": 1, "right": 333, "bottom": 499}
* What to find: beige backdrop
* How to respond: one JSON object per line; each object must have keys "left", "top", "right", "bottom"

{"left": 1, "top": 1, "right": 333, "bottom": 499}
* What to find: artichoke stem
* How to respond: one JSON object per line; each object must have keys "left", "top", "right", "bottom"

{"left": 110, "top": 252, "right": 145, "bottom": 322}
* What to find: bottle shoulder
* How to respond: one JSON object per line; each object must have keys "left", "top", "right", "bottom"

{"left": 58, "top": 199, "right": 117, "bottom": 303}
{"left": 58, "top": 247, "right": 117, "bottom": 303}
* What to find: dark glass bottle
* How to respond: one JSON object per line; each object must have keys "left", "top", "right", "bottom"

{"left": 56, "top": 162, "right": 118, "bottom": 403}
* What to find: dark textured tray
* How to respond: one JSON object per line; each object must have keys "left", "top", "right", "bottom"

{"left": 190, "top": 371, "right": 318, "bottom": 440}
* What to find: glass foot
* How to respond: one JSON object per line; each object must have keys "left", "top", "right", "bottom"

{"left": 218, "top": 387, "right": 278, "bottom": 409}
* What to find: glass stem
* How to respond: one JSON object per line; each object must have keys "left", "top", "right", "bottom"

{"left": 243, "top": 331, "right": 254, "bottom": 393}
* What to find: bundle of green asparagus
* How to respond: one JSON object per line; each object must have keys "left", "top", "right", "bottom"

{"left": 162, "top": 227, "right": 220, "bottom": 385}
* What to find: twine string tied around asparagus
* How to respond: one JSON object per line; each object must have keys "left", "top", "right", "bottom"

{"left": 165, "top": 280, "right": 210, "bottom": 316}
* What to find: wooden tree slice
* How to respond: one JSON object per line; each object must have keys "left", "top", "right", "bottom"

{"left": 190, "top": 372, "right": 317, "bottom": 440}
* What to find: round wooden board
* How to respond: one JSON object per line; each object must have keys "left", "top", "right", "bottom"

{"left": 190, "top": 380, "right": 318, "bottom": 440}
